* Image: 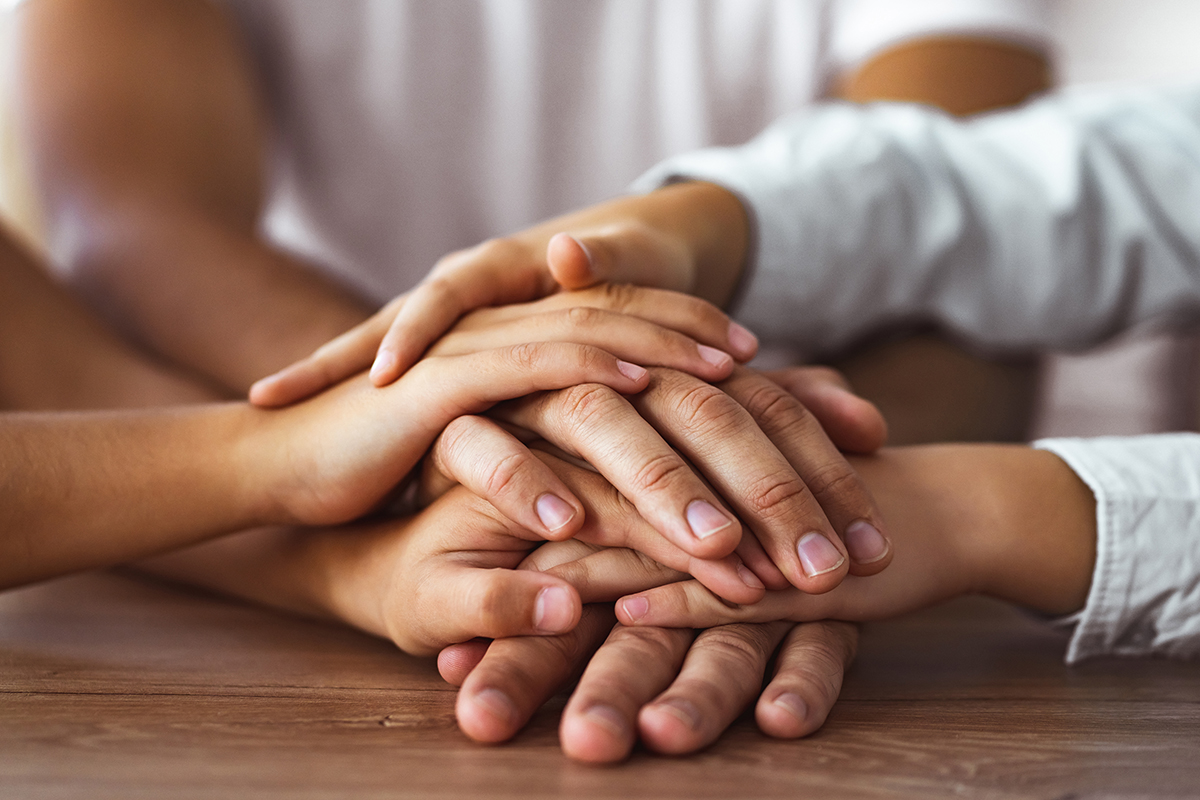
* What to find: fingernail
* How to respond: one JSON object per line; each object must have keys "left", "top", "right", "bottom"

{"left": 773, "top": 692, "right": 808, "bottom": 723}
{"left": 569, "top": 235, "right": 594, "bottom": 272}
{"left": 697, "top": 344, "right": 733, "bottom": 369}
{"left": 582, "top": 704, "right": 628, "bottom": 738}
{"left": 617, "top": 360, "right": 648, "bottom": 381}
{"left": 471, "top": 688, "right": 516, "bottom": 726}
{"left": 535, "top": 586, "right": 575, "bottom": 633}
{"left": 727, "top": 321, "right": 759, "bottom": 358}
{"left": 844, "top": 520, "right": 889, "bottom": 564}
{"left": 621, "top": 595, "right": 649, "bottom": 622}
{"left": 536, "top": 493, "right": 577, "bottom": 532}
{"left": 686, "top": 500, "right": 733, "bottom": 540}
{"left": 370, "top": 349, "right": 397, "bottom": 383}
{"left": 797, "top": 532, "right": 845, "bottom": 578}
{"left": 737, "top": 563, "right": 765, "bottom": 590}
{"left": 651, "top": 698, "right": 701, "bottom": 731}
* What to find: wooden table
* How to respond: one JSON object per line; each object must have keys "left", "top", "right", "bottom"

{"left": 2, "top": 573, "right": 1197, "bottom": 799}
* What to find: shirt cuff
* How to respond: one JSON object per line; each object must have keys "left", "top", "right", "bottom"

{"left": 1033, "top": 434, "right": 1200, "bottom": 664}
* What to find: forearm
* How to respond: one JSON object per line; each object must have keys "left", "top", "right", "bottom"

{"left": 14, "top": 0, "right": 372, "bottom": 392}
{"left": 0, "top": 404, "right": 275, "bottom": 588}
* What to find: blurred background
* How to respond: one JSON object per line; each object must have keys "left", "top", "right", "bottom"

{"left": 2, "top": 0, "right": 1200, "bottom": 439}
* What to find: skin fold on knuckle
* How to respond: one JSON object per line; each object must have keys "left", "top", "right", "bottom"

{"left": 555, "top": 383, "right": 628, "bottom": 442}
{"left": 731, "top": 380, "right": 809, "bottom": 439}
{"left": 742, "top": 469, "right": 813, "bottom": 522}
{"left": 802, "top": 461, "right": 867, "bottom": 512}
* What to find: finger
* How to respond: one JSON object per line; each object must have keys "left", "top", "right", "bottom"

{"left": 426, "top": 415, "right": 585, "bottom": 540}
{"left": 411, "top": 343, "right": 652, "bottom": 435}
{"left": 756, "top": 621, "right": 858, "bottom": 739}
{"left": 637, "top": 622, "right": 792, "bottom": 755}
{"left": 455, "top": 604, "right": 615, "bottom": 743}
{"left": 438, "top": 639, "right": 491, "bottom": 686}
{"left": 630, "top": 369, "right": 851, "bottom": 592}
{"left": 522, "top": 446, "right": 765, "bottom": 604}
{"left": 559, "top": 625, "right": 694, "bottom": 764}
{"left": 428, "top": 306, "right": 736, "bottom": 383}
{"left": 763, "top": 366, "right": 888, "bottom": 454}
{"left": 616, "top": 579, "right": 840, "bottom": 629}
{"left": 478, "top": 284, "right": 757, "bottom": 362}
{"left": 494, "top": 386, "right": 745, "bottom": 564}
{"left": 372, "top": 239, "right": 559, "bottom": 385}
{"left": 399, "top": 563, "right": 582, "bottom": 656}
{"left": 544, "top": 547, "right": 687, "bottom": 604}
{"left": 720, "top": 369, "right": 892, "bottom": 576}
{"left": 248, "top": 296, "right": 402, "bottom": 407}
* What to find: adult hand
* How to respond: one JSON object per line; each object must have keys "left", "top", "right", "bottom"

{"left": 249, "top": 182, "right": 751, "bottom": 406}
{"left": 483, "top": 366, "right": 892, "bottom": 594}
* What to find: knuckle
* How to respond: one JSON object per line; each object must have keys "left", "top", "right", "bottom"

{"left": 556, "top": 382, "right": 625, "bottom": 433}
{"left": 564, "top": 305, "right": 604, "bottom": 330}
{"left": 470, "top": 576, "right": 517, "bottom": 633}
{"left": 699, "top": 625, "right": 776, "bottom": 673}
{"left": 743, "top": 470, "right": 812, "bottom": 519}
{"left": 505, "top": 341, "right": 545, "bottom": 372}
{"left": 630, "top": 451, "right": 693, "bottom": 497}
{"left": 804, "top": 461, "right": 865, "bottom": 505}
{"left": 481, "top": 450, "right": 529, "bottom": 500}
{"left": 673, "top": 381, "right": 744, "bottom": 434}
{"left": 599, "top": 282, "right": 639, "bottom": 311}
{"left": 738, "top": 381, "right": 808, "bottom": 433}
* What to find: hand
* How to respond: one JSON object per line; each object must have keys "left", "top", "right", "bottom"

{"left": 440, "top": 602, "right": 857, "bottom": 763}
{"left": 255, "top": 341, "right": 649, "bottom": 531}
{"left": 481, "top": 366, "right": 893, "bottom": 595}
{"left": 415, "top": 364, "right": 890, "bottom": 603}
{"left": 613, "top": 444, "right": 1099, "bottom": 629}
{"left": 249, "top": 181, "right": 751, "bottom": 406}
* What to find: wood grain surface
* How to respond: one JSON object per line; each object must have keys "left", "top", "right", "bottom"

{"left": 2, "top": 573, "right": 1197, "bottom": 799}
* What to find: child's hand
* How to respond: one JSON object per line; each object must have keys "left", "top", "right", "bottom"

{"left": 248, "top": 182, "right": 751, "bottom": 407}
{"left": 610, "top": 445, "right": 1099, "bottom": 629}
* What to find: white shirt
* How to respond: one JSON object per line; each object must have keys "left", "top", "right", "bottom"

{"left": 634, "top": 84, "right": 1200, "bottom": 661}
{"left": 221, "top": 0, "right": 1050, "bottom": 302}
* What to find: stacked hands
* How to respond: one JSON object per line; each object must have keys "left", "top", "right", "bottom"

{"left": 2, "top": 181, "right": 1093, "bottom": 764}
{"left": 222, "top": 186, "right": 1091, "bottom": 763}
{"left": 240, "top": 204, "right": 898, "bottom": 764}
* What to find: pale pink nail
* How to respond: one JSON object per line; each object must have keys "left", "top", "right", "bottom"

{"left": 534, "top": 586, "right": 575, "bottom": 633}
{"left": 686, "top": 500, "right": 733, "bottom": 540}
{"left": 727, "top": 321, "right": 759, "bottom": 358}
{"left": 569, "top": 235, "right": 595, "bottom": 273}
{"left": 471, "top": 688, "right": 516, "bottom": 726}
{"left": 582, "top": 704, "right": 628, "bottom": 738}
{"left": 797, "top": 532, "right": 845, "bottom": 578}
{"left": 651, "top": 698, "right": 701, "bottom": 731}
{"left": 697, "top": 344, "right": 733, "bottom": 369}
{"left": 737, "top": 563, "right": 765, "bottom": 590}
{"left": 536, "top": 494, "right": 576, "bottom": 532}
{"left": 617, "top": 360, "right": 648, "bottom": 381}
{"left": 370, "top": 349, "right": 397, "bottom": 383}
{"left": 773, "top": 692, "right": 808, "bottom": 722}
{"left": 621, "top": 596, "right": 649, "bottom": 622}
{"left": 844, "top": 520, "right": 889, "bottom": 564}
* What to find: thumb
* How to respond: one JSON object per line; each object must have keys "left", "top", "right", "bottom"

{"left": 546, "top": 225, "right": 695, "bottom": 293}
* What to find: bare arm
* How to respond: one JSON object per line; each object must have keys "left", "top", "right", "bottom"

{"left": 13, "top": 0, "right": 372, "bottom": 391}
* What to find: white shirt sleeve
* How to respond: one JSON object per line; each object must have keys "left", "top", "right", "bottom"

{"left": 829, "top": 0, "right": 1053, "bottom": 73}
{"left": 631, "top": 85, "right": 1200, "bottom": 359}
{"left": 1034, "top": 434, "right": 1200, "bottom": 663}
